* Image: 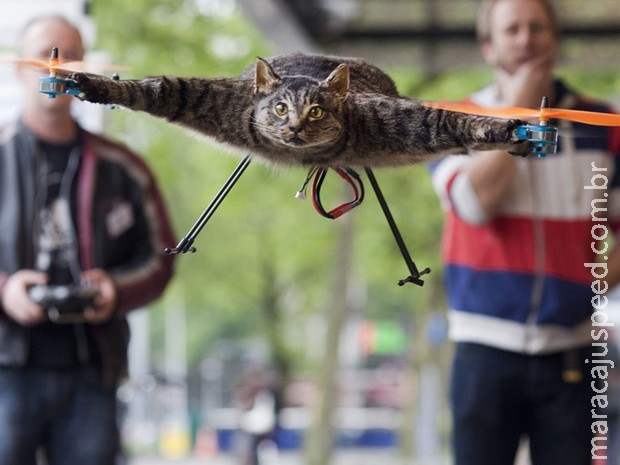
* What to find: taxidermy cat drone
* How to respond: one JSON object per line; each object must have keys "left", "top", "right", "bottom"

{"left": 25, "top": 48, "right": 620, "bottom": 286}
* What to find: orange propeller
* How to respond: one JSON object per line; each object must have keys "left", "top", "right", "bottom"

{"left": 422, "top": 101, "right": 620, "bottom": 127}
{"left": 10, "top": 58, "right": 131, "bottom": 74}
{"left": 5, "top": 47, "right": 130, "bottom": 75}
{"left": 10, "top": 59, "right": 128, "bottom": 74}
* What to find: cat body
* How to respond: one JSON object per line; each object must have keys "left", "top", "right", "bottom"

{"left": 71, "top": 52, "right": 531, "bottom": 167}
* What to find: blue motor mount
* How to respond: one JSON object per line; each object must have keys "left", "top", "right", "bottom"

{"left": 38, "top": 76, "right": 82, "bottom": 98}
{"left": 515, "top": 123, "right": 558, "bottom": 157}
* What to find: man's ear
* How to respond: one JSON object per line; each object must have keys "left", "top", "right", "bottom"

{"left": 480, "top": 40, "right": 497, "bottom": 66}
{"left": 254, "top": 57, "right": 281, "bottom": 95}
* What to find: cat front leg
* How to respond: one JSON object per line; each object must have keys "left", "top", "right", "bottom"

{"left": 69, "top": 72, "right": 256, "bottom": 145}
{"left": 458, "top": 115, "right": 533, "bottom": 156}
{"left": 70, "top": 72, "right": 171, "bottom": 114}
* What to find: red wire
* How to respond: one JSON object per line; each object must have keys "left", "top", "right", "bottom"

{"left": 311, "top": 167, "right": 364, "bottom": 219}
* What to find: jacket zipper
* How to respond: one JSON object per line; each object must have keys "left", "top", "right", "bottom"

{"left": 524, "top": 160, "right": 545, "bottom": 350}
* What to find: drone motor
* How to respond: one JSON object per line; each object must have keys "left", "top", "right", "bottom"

{"left": 38, "top": 76, "right": 82, "bottom": 98}
{"left": 515, "top": 123, "right": 558, "bottom": 157}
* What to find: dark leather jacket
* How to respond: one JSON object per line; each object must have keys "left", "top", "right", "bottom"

{"left": 0, "top": 121, "right": 175, "bottom": 387}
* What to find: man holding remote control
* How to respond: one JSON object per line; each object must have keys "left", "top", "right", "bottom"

{"left": 0, "top": 14, "right": 175, "bottom": 465}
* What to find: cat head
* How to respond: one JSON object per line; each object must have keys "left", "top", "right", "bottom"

{"left": 252, "top": 58, "right": 349, "bottom": 151}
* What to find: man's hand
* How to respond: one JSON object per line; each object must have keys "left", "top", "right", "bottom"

{"left": 462, "top": 51, "right": 557, "bottom": 220}
{"left": 496, "top": 53, "right": 556, "bottom": 109}
{"left": 1, "top": 270, "right": 48, "bottom": 326}
{"left": 81, "top": 268, "right": 118, "bottom": 324}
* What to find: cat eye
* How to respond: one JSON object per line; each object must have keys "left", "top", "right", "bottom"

{"left": 308, "top": 106, "right": 325, "bottom": 119}
{"left": 274, "top": 102, "right": 288, "bottom": 116}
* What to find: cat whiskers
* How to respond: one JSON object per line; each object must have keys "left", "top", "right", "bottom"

{"left": 249, "top": 119, "right": 273, "bottom": 133}
{"left": 250, "top": 119, "right": 310, "bottom": 147}
{"left": 249, "top": 119, "right": 290, "bottom": 141}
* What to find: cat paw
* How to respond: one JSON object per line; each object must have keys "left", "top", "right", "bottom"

{"left": 507, "top": 140, "right": 535, "bottom": 157}
{"left": 506, "top": 119, "right": 534, "bottom": 157}
{"left": 505, "top": 118, "right": 526, "bottom": 137}
{"left": 69, "top": 73, "right": 111, "bottom": 104}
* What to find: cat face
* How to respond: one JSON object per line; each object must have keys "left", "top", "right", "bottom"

{"left": 252, "top": 59, "right": 349, "bottom": 151}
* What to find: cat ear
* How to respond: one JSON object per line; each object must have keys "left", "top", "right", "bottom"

{"left": 323, "top": 63, "right": 350, "bottom": 101}
{"left": 254, "top": 57, "right": 281, "bottom": 95}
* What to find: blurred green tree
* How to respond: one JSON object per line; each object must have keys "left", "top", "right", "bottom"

{"left": 89, "top": 0, "right": 447, "bottom": 376}
{"left": 85, "top": 2, "right": 619, "bottom": 461}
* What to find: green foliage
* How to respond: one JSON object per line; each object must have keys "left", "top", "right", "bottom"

{"left": 89, "top": 0, "right": 446, "bottom": 373}
{"left": 88, "top": 0, "right": 620, "bottom": 374}
{"left": 557, "top": 69, "right": 620, "bottom": 101}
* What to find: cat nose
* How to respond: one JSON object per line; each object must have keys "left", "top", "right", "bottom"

{"left": 289, "top": 122, "right": 303, "bottom": 136}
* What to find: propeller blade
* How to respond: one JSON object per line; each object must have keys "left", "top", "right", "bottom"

{"left": 422, "top": 101, "right": 620, "bottom": 127}
{"left": 60, "top": 60, "right": 131, "bottom": 73}
{"left": 6, "top": 58, "right": 130, "bottom": 74}
{"left": 1, "top": 58, "right": 48, "bottom": 69}
{"left": 544, "top": 108, "right": 620, "bottom": 126}
{"left": 422, "top": 101, "right": 540, "bottom": 119}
